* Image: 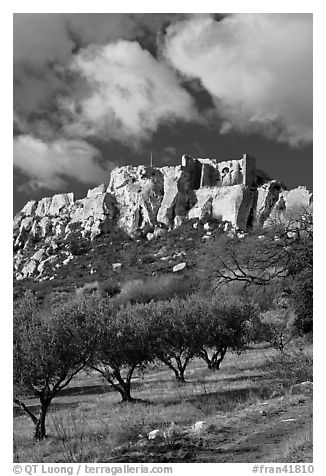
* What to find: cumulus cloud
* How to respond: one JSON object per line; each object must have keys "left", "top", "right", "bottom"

{"left": 164, "top": 14, "right": 312, "bottom": 146}
{"left": 13, "top": 13, "right": 185, "bottom": 117}
{"left": 14, "top": 135, "right": 115, "bottom": 191}
{"left": 62, "top": 40, "right": 198, "bottom": 146}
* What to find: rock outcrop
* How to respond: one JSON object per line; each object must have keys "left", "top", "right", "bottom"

{"left": 13, "top": 152, "right": 312, "bottom": 280}
{"left": 108, "top": 165, "right": 164, "bottom": 234}
{"left": 156, "top": 165, "right": 197, "bottom": 228}
{"left": 189, "top": 184, "right": 257, "bottom": 230}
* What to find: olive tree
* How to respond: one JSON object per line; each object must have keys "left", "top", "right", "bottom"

{"left": 198, "top": 295, "right": 258, "bottom": 370}
{"left": 90, "top": 300, "right": 155, "bottom": 402}
{"left": 14, "top": 292, "right": 98, "bottom": 439}
{"left": 146, "top": 296, "right": 207, "bottom": 382}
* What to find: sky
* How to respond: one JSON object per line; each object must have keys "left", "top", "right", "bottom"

{"left": 13, "top": 13, "right": 313, "bottom": 213}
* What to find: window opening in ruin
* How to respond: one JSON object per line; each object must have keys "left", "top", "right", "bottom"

{"left": 138, "top": 207, "right": 144, "bottom": 229}
{"left": 222, "top": 167, "right": 230, "bottom": 174}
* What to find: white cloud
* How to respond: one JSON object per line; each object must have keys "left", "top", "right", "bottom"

{"left": 62, "top": 40, "right": 198, "bottom": 146}
{"left": 14, "top": 135, "right": 115, "bottom": 191}
{"left": 164, "top": 14, "right": 312, "bottom": 147}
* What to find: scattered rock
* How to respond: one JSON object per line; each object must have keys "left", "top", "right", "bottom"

{"left": 112, "top": 263, "right": 122, "bottom": 271}
{"left": 163, "top": 422, "right": 180, "bottom": 439}
{"left": 173, "top": 262, "right": 187, "bottom": 273}
{"left": 147, "top": 429, "right": 163, "bottom": 440}
{"left": 189, "top": 421, "right": 206, "bottom": 434}
{"left": 62, "top": 256, "right": 73, "bottom": 266}
{"left": 21, "top": 260, "right": 38, "bottom": 279}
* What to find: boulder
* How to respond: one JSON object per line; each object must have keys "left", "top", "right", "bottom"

{"left": 148, "top": 429, "right": 163, "bottom": 440}
{"left": 162, "top": 422, "right": 180, "bottom": 439}
{"left": 31, "top": 249, "right": 46, "bottom": 262}
{"left": 189, "top": 420, "right": 206, "bottom": 434}
{"left": 173, "top": 262, "right": 187, "bottom": 272}
{"left": 112, "top": 262, "right": 122, "bottom": 271}
{"left": 37, "top": 256, "right": 58, "bottom": 274}
{"left": 21, "top": 260, "right": 38, "bottom": 279}
{"left": 63, "top": 256, "right": 73, "bottom": 266}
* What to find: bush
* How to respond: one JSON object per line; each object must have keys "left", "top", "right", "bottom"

{"left": 258, "top": 307, "right": 296, "bottom": 351}
{"left": 66, "top": 233, "right": 91, "bottom": 256}
{"left": 116, "top": 274, "right": 191, "bottom": 304}
{"left": 97, "top": 279, "right": 120, "bottom": 297}
{"left": 262, "top": 347, "right": 312, "bottom": 387}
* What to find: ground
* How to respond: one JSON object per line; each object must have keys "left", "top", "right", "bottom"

{"left": 13, "top": 345, "right": 313, "bottom": 463}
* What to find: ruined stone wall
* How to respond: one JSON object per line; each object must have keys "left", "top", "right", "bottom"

{"left": 182, "top": 154, "right": 256, "bottom": 188}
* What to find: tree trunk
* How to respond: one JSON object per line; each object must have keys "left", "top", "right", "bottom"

{"left": 210, "top": 347, "right": 227, "bottom": 371}
{"left": 175, "top": 356, "right": 188, "bottom": 383}
{"left": 119, "top": 384, "right": 134, "bottom": 402}
{"left": 33, "top": 401, "right": 50, "bottom": 440}
{"left": 113, "top": 367, "right": 135, "bottom": 403}
{"left": 201, "top": 347, "right": 227, "bottom": 371}
{"left": 176, "top": 370, "right": 186, "bottom": 383}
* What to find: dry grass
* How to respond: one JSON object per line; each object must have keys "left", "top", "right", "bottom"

{"left": 13, "top": 345, "right": 312, "bottom": 463}
{"left": 268, "top": 424, "right": 313, "bottom": 463}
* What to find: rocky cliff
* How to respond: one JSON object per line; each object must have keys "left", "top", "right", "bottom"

{"left": 13, "top": 153, "right": 312, "bottom": 281}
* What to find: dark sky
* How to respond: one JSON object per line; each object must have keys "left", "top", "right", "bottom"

{"left": 13, "top": 13, "right": 313, "bottom": 213}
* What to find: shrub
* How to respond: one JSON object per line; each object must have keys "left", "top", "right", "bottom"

{"left": 97, "top": 279, "right": 120, "bottom": 297}
{"left": 116, "top": 274, "right": 191, "bottom": 304}
{"left": 66, "top": 233, "right": 91, "bottom": 256}
{"left": 262, "top": 347, "right": 313, "bottom": 387}
{"left": 258, "top": 307, "right": 296, "bottom": 351}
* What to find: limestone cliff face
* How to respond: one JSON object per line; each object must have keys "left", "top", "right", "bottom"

{"left": 108, "top": 165, "right": 164, "bottom": 234}
{"left": 13, "top": 153, "right": 312, "bottom": 280}
{"left": 189, "top": 184, "right": 257, "bottom": 230}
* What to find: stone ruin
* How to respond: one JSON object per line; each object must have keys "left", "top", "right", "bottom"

{"left": 181, "top": 153, "right": 256, "bottom": 188}
{"left": 13, "top": 152, "right": 312, "bottom": 280}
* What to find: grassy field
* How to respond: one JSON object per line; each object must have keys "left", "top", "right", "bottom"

{"left": 13, "top": 345, "right": 313, "bottom": 463}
